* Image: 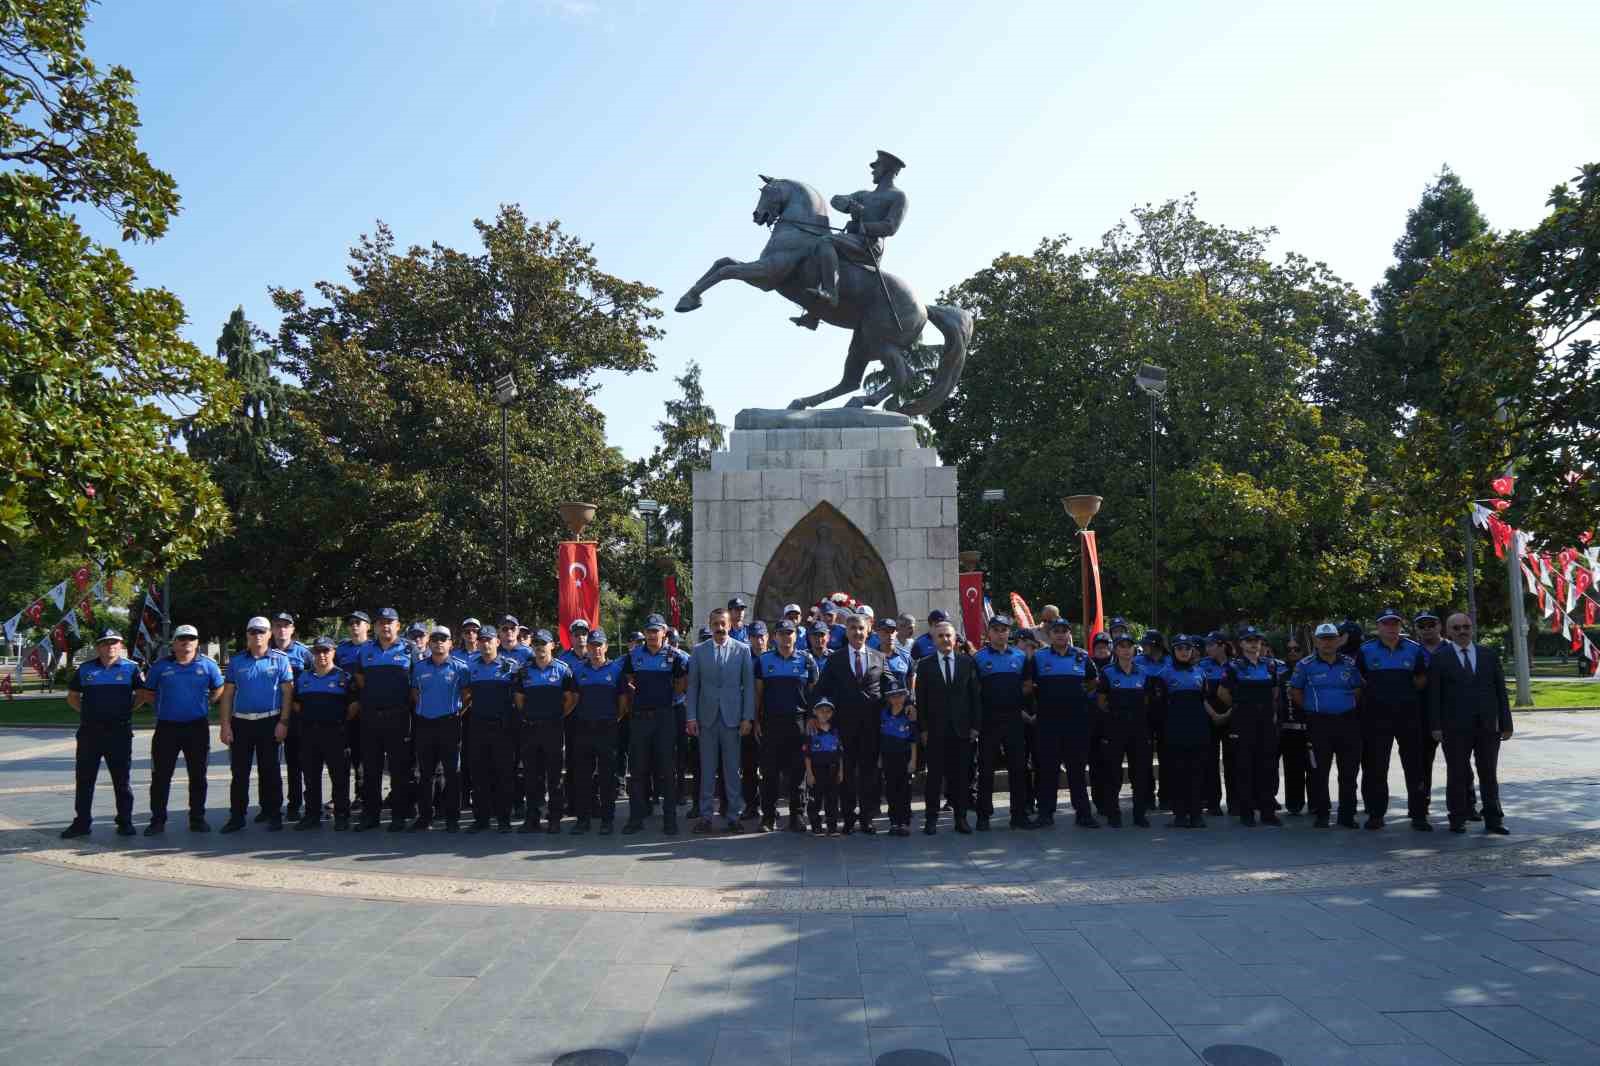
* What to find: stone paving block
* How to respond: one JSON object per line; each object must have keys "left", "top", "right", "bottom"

{"left": 1031, "top": 1053, "right": 1121, "bottom": 1066}
{"left": 935, "top": 994, "right": 1022, "bottom": 1039}
{"left": 948, "top": 1037, "right": 1037, "bottom": 1066}
{"left": 711, "top": 1026, "right": 792, "bottom": 1066}
{"left": 1385, "top": 1010, "right": 1536, "bottom": 1062}
{"left": 1072, "top": 989, "right": 1173, "bottom": 1036}
{"left": 1350, "top": 1047, "right": 1461, "bottom": 1065}
{"left": 1008, "top": 1001, "right": 1107, "bottom": 1049}
{"left": 1297, "top": 994, "right": 1425, "bottom": 1045}
{"left": 1137, "top": 992, "right": 1297, "bottom": 1028}
{"left": 1455, "top": 1004, "right": 1600, "bottom": 1065}
{"left": 1104, "top": 1034, "right": 1206, "bottom": 1065}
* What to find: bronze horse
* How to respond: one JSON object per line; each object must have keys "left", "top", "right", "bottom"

{"left": 675, "top": 177, "right": 970, "bottom": 416}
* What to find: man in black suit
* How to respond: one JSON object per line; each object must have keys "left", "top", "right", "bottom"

{"left": 1427, "top": 613, "right": 1513, "bottom": 834}
{"left": 912, "top": 620, "right": 981, "bottom": 834}
{"left": 814, "top": 611, "right": 885, "bottom": 833}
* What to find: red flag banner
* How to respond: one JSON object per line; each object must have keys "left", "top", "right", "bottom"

{"left": 1009, "top": 593, "right": 1036, "bottom": 630}
{"left": 72, "top": 566, "right": 91, "bottom": 593}
{"left": 1491, "top": 475, "right": 1515, "bottom": 497}
{"left": 958, "top": 571, "right": 986, "bottom": 648}
{"left": 664, "top": 573, "right": 681, "bottom": 630}
{"left": 1082, "top": 530, "right": 1105, "bottom": 644}
{"left": 557, "top": 541, "right": 600, "bottom": 652}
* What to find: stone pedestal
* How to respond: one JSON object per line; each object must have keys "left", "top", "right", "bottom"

{"left": 691, "top": 412, "right": 960, "bottom": 630}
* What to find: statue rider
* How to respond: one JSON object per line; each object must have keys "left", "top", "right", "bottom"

{"left": 791, "top": 150, "right": 908, "bottom": 330}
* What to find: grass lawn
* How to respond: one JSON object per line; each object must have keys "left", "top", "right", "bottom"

{"left": 0, "top": 698, "right": 159, "bottom": 728}
{"left": 1517, "top": 680, "right": 1600, "bottom": 710}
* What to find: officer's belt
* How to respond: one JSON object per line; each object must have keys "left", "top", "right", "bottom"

{"left": 232, "top": 710, "right": 277, "bottom": 721}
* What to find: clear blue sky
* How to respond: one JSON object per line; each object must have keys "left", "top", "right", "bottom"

{"left": 85, "top": 1, "right": 1597, "bottom": 459}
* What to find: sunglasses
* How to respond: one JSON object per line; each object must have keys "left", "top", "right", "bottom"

{"left": 1449, "top": 624, "right": 1472, "bottom": 631}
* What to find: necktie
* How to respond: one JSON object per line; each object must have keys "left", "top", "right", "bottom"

{"left": 854, "top": 651, "right": 863, "bottom": 682}
{"left": 1459, "top": 645, "right": 1472, "bottom": 673}
{"left": 944, "top": 655, "right": 953, "bottom": 686}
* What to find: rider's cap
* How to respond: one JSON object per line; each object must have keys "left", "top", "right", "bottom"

{"left": 875, "top": 149, "right": 907, "bottom": 171}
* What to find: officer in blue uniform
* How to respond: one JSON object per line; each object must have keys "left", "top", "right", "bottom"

{"left": 825, "top": 604, "right": 849, "bottom": 651}
{"left": 879, "top": 678, "right": 917, "bottom": 834}
{"left": 292, "top": 636, "right": 356, "bottom": 830}
{"left": 1132, "top": 631, "right": 1170, "bottom": 812}
{"left": 1292, "top": 623, "right": 1366, "bottom": 827}
{"left": 142, "top": 624, "right": 223, "bottom": 835}
{"left": 1198, "top": 632, "right": 1233, "bottom": 816}
{"left": 803, "top": 696, "right": 844, "bottom": 834}
{"left": 461, "top": 627, "right": 519, "bottom": 832}
{"left": 354, "top": 608, "right": 415, "bottom": 831}
{"left": 806, "top": 620, "right": 832, "bottom": 664}
{"left": 1026, "top": 619, "right": 1100, "bottom": 827}
{"left": 570, "top": 629, "right": 629, "bottom": 834}
{"left": 62, "top": 629, "right": 144, "bottom": 838}
{"left": 974, "top": 614, "right": 1035, "bottom": 830}
{"left": 268, "top": 612, "right": 311, "bottom": 823}
{"left": 1150, "top": 636, "right": 1217, "bottom": 828}
{"left": 1095, "top": 633, "right": 1152, "bottom": 827}
{"left": 410, "top": 626, "right": 467, "bottom": 830}
{"left": 336, "top": 611, "right": 371, "bottom": 813}
{"left": 911, "top": 609, "right": 947, "bottom": 660}
{"left": 754, "top": 618, "right": 818, "bottom": 832}
{"left": 1357, "top": 607, "right": 1431, "bottom": 830}
{"left": 727, "top": 597, "right": 751, "bottom": 644}
{"left": 735, "top": 619, "right": 768, "bottom": 820}
{"left": 558, "top": 617, "right": 588, "bottom": 813}
{"left": 220, "top": 617, "right": 295, "bottom": 832}
{"left": 1217, "top": 626, "right": 1282, "bottom": 827}
{"left": 877, "top": 618, "right": 912, "bottom": 693}
{"left": 517, "top": 630, "right": 578, "bottom": 833}
{"left": 623, "top": 614, "right": 688, "bottom": 834}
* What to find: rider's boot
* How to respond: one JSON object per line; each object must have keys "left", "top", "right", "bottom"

{"left": 790, "top": 311, "right": 821, "bottom": 330}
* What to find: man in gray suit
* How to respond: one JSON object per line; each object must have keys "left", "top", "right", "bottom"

{"left": 1428, "top": 612, "right": 1513, "bottom": 835}
{"left": 686, "top": 607, "right": 756, "bottom": 833}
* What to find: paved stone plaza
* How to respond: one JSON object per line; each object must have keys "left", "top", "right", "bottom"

{"left": 1, "top": 711, "right": 1598, "bottom": 1065}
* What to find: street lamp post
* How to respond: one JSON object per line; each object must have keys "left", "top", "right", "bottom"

{"left": 1135, "top": 364, "right": 1167, "bottom": 627}
{"left": 492, "top": 372, "right": 519, "bottom": 617}
{"left": 638, "top": 498, "right": 660, "bottom": 551}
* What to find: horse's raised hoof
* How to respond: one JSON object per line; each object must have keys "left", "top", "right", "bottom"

{"left": 674, "top": 293, "right": 702, "bottom": 313}
{"left": 786, "top": 398, "right": 809, "bottom": 410}
{"left": 845, "top": 396, "right": 872, "bottom": 409}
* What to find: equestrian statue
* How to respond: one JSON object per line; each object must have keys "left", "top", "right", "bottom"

{"left": 674, "top": 151, "right": 972, "bottom": 417}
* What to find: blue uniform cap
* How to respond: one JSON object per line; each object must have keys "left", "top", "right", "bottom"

{"left": 809, "top": 622, "right": 830, "bottom": 636}
{"left": 882, "top": 677, "right": 908, "bottom": 698}
{"left": 728, "top": 596, "right": 748, "bottom": 609}
{"left": 988, "top": 614, "right": 1013, "bottom": 629}
{"left": 460, "top": 617, "right": 482, "bottom": 630}
{"left": 273, "top": 611, "right": 295, "bottom": 624}
{"left": 531, "top": 629, "right": 554, "bottom": 645}
{"left": 1238, "top": 625, "right": 1263, "bottom": 639}
{"left": 928, "top": 608, "right": 950, "bottom": 624}
{"left": 377, "top": 608, "right": 399, "bottom": 621}
{"left": 1113, "top": 633, "right": 1135, "bottom": 646}
{"left": 406, "top": 622, "right": 427, "bottom": 636}
{"left": 1206, "top": 630, "right": 1226, "bottom": 644}
{"left": 498, "top": 615, "right": 519, "bottom": 629}
{"left": 1015, "top": 627, "right": 1038, "bottom": 644}
{"left": 782, "top": 603, "right": 802, "bottom": 616}
{"left": 775, "top": 619, "right": 797, "bottom": 634}
{"left": 813, "top": 696, "right": 834, "bottom": 709}
{"left": 1172, "top": 633, "right": 1201, "bottom": 649}
{"left": 1142, "top": 630, "right": 1165, "bottom": 646}
{"left": 1049, "top": 617, "right": 1071, "bottom": 630}
{"left": 1092, "top": 632, "right": 1112, "bottom": 646}
{"left": 587, "top": 629, "right": 607, "bottom": 645}
{"left": 1413, "top": 610, "right": 1440, "bottom": 624}
{"left": 346, "top": 610, "right": 371, "bottom": 623}
{"left": 1110, "top": 616, "right": 1128, "bottom": 629}
{"left": 311, "top": 636, "right": 337, "bottom": 651}
{"left": 1340, "top": 620, "right": 1364, "bottom": 637}
{"left": 643, "top": 613, "right": 666, "bottom": 630}
{"left": 630, "top": 631, "right": 644, "bottom": 642}
{"left": 95, "top": 628, "right": 123, "bottom": 644}
{"left": 567, "top": 617, "right": 588, "bottom": 632}
{"left": 747, "top": 620, "right": 767, "bottom": 636}
{"left": 1314, "top": 622, "right": 1341, "bottom": 638}
{"left": 876, "top": 617, "right": 898, "bottom": 630}
{"left": 1376, "top": 607, "right": 1402, "bottom": 622}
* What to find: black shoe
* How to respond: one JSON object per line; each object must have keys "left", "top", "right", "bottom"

{"left": 114, "top": 820, "right": 136, "bottom": 837}
{"left": 692, "top": 818, "right": 714, "bottom": 834}
{"left": 924, "top": 821, "right": 937, "bottom": 835}
{"left": 1038, "top": 813, "right": 1055, "bottom": 827}
{"left": 1364, "top": 816, "right": 1384, "bottom": 830}
{"left": 446, "top": 819, "right": 461, "bottom": 833}
{"left": 267, "top": 818, "right": 284, "bottom": 832}
{"left": 284, "top": 805, "right": 301, "bottom": 823}
{"left": 189, "top": 816, "right": 210, "bottom": 832}
{"left": 759, "top": 818, "right": 775, "bottom": 833}
{"left": 1313, "top": 814, "right": 1331, "bottom": 828}
{"left": 60, "top": 821, "right": 91, "bottom": 840}
{"left": 513, "top": 801, "right": 527, "bottom": 820}
{"left": 1240, "top": 812, "right": 1257, "bottom": 827}
{"left": 387, "top": 819, "right": 407, "bottom": 833}
{"left": 1466, "top": 808, "right": 1484, "bottom": 822}
{"left": 408, "top": 817, "right": 430, "bottom": 832}
{"left": 1010, "top": 817, "right": 1038, "bottom": 830}
{"left": 739, "top": 806, "right": 756, "bottom": 822}
{"left": 466, "top": 820, "right": 491, "bottom": 834}
{"left": 723, "top": 820, "right": 742, "bottom": 834}
{"left": 954, "top": 817, "right": 973, "bottom": 834}
{"left": 976, "top": 816, "right": 991, "bottom": 832}
{"left": 1106, "top": 812, "right": 1123, "bottom": 828}
{"left": 546, "top": 820, "right": 561, "bottom": 835}
{"left": 221, "top": 817, "right": 246, "bottom": 833}
{"left": 859, "top": 821, "right": 877, "bottom": 835}
{"left": 1411, "top": 818, "right": 1433, "bottom": 832}
{"left": 570, "top": 819, "right": 590, "bottom": 835}
{"left": 355, "top": 818, "right": 380, "bottom": 831}
{"left": 1132, "top": 814, "right": 1150, "bottom": 828}
{"left": 1168, "top": 816, "right": 1189, "bottom": 829}
{"left": 334, "top": 815, "right": 350, "bottom": 831}
{"left": 1205, "top": 807, "right": 1224, "bottom": 816}
{"left": 687, "top": 804, "right": 701, "bottom": 820}
{"left": 621, "top": 821, "right": 644, "bottom": 835}
{"left": 1337, "top": 816, "right": 1359, "bottom": 829}
{"left": 598, "top": 821, "right": 614, "bottom": 835}
{"left": 1486, "top": 823, "right": 1509, "bottom": 835}
{"left": 144, "top": 819, "right": 166, "bottom": 837}
{"left": 518, "top": 819, "right": 539, "bottom": 834}
{"left": 787, "top": 815, "right": 804, "bottom": 833}
{"left": 1192, "top": 816, "right": 1207, "bottom": 829}
{"left": 294, "top": 816, "right": 320, "bottom": 831}
{"left": 662, "top": 820, "right": 679, "bottom": 835}
{"left": 496, "top": 822, "right": 512, "bottom": 834}
{"left": 1260, "top": 813, "right": 1282, "bottom": 827}
{"left": 253, "top": 810, "right": 271, "bottom": 823}
{"left": 1450, "top": 822, "right": 1467, "bottom": 833}
{"left": 1286, "top": 807, "right": 1304, "bottom": 816}
{"left": 1076, "top": 813, "right": 1100, "bottom": 828}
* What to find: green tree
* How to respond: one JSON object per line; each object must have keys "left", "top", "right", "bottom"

{"left": 187, "top": 307, "right": 291, "bottom": 497}
{"left": 933, "top": 197, "right": 1449, "bottom": 631}
{"left": 0, "top": 0, "right": 233, "bottom": 574}
{"left": 265, "top": 207, "right": 661, "bottom": 626}
{"left": 636, "top": 361, "right": 723, "bottom": 557}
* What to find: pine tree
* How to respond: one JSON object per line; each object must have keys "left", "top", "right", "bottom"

{"left": 638, "top": 362, "right": 723, "bottom": 557}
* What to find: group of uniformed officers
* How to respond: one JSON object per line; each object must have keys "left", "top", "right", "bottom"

{"left": 60, "top": 595, "right": 1514, "bottom": 842}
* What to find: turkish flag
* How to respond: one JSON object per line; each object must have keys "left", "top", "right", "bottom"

{"left": 72, "top": 566, "right": 91, "bottom": 593}
{"left": 664, "top": 573, "right": 681, "bottom": 629}
{"left": 557, "top": 541, "right": 600, "bottom": 652}
{"left": 1491, "top": 476, "right": 1515, "bottom": 497}
{"left": 958, "top": 571, "right": 986, "bottom": 649}
{"left": 1082, "top": 530, "right": 1105, "bottom": 644}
